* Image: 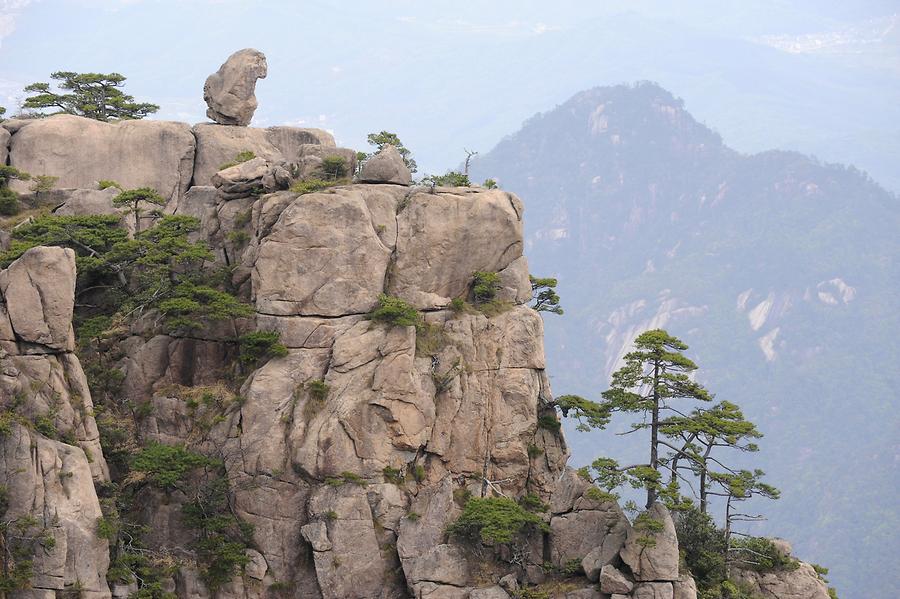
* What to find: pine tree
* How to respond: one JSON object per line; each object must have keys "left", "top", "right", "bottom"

{"left": 112, "top": 187, "right": 166, "bottom": 233}
{"left": 23, "top": 72, "right": 159, "bottom": 121}
{"left": 599, "top": 329, "right": 712, "bottom": 507}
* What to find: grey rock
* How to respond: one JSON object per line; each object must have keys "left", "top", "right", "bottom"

{"left": 599, "top": 564, "right": 633, "bottom": 594}
{"left": 191, "top": 123, "right": 335, "bottom": 186}
{"left": 469, "top": 586, "right": 511, "bottom": 599}
{"left": 0, "top": 126, "right": 9, "bottom": 164}
{"left": 673, "top": 575, "right": 698, "bottom": 599}
{"left": 549, "top": 497, "right": 630, "bottom": 569}
{"left": 632, "top": 582, "right": 675, "bottom": 599}
{"left": 211, "top": 156, "right": 291, "bottom": 199}
{"left": 203, "top": 48, "right": 268, "bottom": 126}
{"left": 295, "top": 144, "right": 358, "bottom": 180}
{"left": 0, "top": 246, "right": 76, "bottom": 351}
{"left": 8, "top": 114, "right": 195, "bottom": 202}
{"left": 359, "top": 145, "right": 412, "bottom": 185}
{"left": 733, "top": 562, "right": 831, "bottom": 599}
{"left": 620, "top": 503, "right": 680, "bottom": 581}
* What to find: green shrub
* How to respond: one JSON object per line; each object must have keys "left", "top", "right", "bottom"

{"left": 30, "top": 174, "right": 57, "bottom": 195}
{"left": 322, "top": 155, "right": 348, "bottom": 180}
{"left": 406, "top": 511, "right": 420, "bottom": 522}
{"left": 424, "top": 172, "right": 471, "bottom": 188}
{"left": 238, "top": 331, "right": 288, "bottom": 367}
{"left": 518, "top": 493, "right": 549, "bottom": 513}
{"left": 290, "top": 178, "right": 341, "bottom": 194}
{"left": 368, "top": 294, "right": 420, "bottom": 327}
{"left": 447, "top": 496, "right": 548, "bottom": 545}
{"left": 218, "top": 150, "right": 256, "bottom": 171}
{"left": 307, "top": 379, "right": 329, "bottom": 402}
{"left": 130, "top": 443, "right": 211, "bottom": 490}
{"left": 537, "top": 414, "right": 561, "bottom": 432}
{"left": 0, "top": 187, "right": 20, "bottom": 216}
{"left": 527, "top": 444, "right": 544, "bottom": 459}
{"left": 97, "top": 179, "right": 122, "bottom": 191}
{"left": 412, "top": 464, "right": 426, "bottom": 482}
{"left": 383, "top": 466, "right": 403, "bottom": 485}
{"left": 483, "top": 178, "right": 498, "bottom": 189}
{"left": 449, "top": 297, "right": 469, "bottom": 313}
{"left": 226, "top": 230, "right": 249, "bottom": 247}
{"left": 729, "top": 537, "right": 799, "bottom": 572}
{"left": 471, "top": 271, "right": 501, "bottom": 303}
{"left": 415, "top": 321, "right": 447, "bottom": 356}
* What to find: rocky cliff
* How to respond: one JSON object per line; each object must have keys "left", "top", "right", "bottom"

{"left": 0, "top": 113, "right": 831, "bottom": 599}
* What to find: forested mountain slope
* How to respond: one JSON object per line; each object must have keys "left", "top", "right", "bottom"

{"left": 470, "top": 82, "right": 900, "bottom": 599}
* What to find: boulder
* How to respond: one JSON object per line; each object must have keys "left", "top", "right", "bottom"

{"left": 359, "top": 145, "right": 411, "bottom": 185}
{"left": 295, "top": 144, "right": 358, "bottom": 180}
{"left": 732, "top": 562, "right": 831, "bottom": 599}
{"left": 50, "top": 187, "right": 138, "bottom": 234}
{"left": 8, "top": 114, "right": 195, "bottom": 201}
{"left": 388, "top": 189, "right": 527, "bottom": 309}
{"left": 203, "top": 48, "right": 268, "bottom": 126}
{"left": 470, "top": 586, "right": 511, "bottom": 599}
{"left": 211, "top": 156, "right": 291, "bottom": 199}
{"left": 0, "top": 246, "right": 76, "bottom": 351}
{"left": 632, "top": 582, "right": 675, "bottom": 599}
{"left": 599, "top": 564, "right": 633, "bottom": 595}
{"left": 620, "top": 503, "right": 679, "bottom": 582}
{"left": 549, "top": 493, "right": 630, "bottom": 570}
{"left": 673, "top": 575, "right": 698, "bottom": 599}
{"left": 191, "top": 123, "right": 335, "bottom": 186}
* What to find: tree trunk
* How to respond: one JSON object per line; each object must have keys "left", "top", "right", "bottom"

{"left": 699, "top": 444, "right": 713, "bottom": 514}
{"left": 648, "top": 359, "right": 660, "bottom": 508}
{"left": 724, "top": 496, "right": 733, "bottom": 578}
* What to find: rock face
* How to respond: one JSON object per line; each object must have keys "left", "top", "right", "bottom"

{"left": 1, "top": 125, "right": 9, "bottom": 164}
{"left": 0, "top": 246, "right": 76, "bottom": 351}
{"left": 359, "top": 145, "right": 412, "bottom": 185}
{"left": 8, "top": 114, "right": 195, "bottom": 201}
{"left": 203, "top": 48, "right": 268, "bottom": 126}
{"left": 191, "top": 123, "right": 335, "bottom": 186}
{"left": 733, "top": 562, "right": 831, "bottom": 599}
{"left": 0, "top": 246, "right": 111, "bottom": 598}
{"left": 1, "top": 120, "right": 729, "bottom": 599}
{"left": 620, "top": 503, "right": 680, "bottom": 582}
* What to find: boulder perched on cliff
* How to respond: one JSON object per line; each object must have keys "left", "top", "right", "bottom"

{"left": 191, "top": 123, "right": 335, "bottom": 186}
{"left": 733, "top": 561, "right": 831, "bottom": 599}
{"left": 211, "top": 156, "right": 291, "bottom": 199}
{"left": 0, "top": 246, "right": 76, "bottom": 351}
{"left": 620, "top": 503, "right": 680, "bottom": 581}
{"left": 359, "top": 145, "right": 412, "bottom": 185}
{"left": 8, "top": 114, "right": 195, "bottom": 201}
{"left": 203, "top": 48, "right": 268, "bottom": 126}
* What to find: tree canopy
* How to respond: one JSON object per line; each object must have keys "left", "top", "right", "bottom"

{"left": 23, "top": 72, "right": 159, "bottom": 121}
{"left": 366, "top": 131, "right": 417, "bottom": 172}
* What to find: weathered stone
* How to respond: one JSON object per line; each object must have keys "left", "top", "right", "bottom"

{"left": 8, "top": 114, "right": 195, "bottom": 201}
{"left": 211, "top": 156, "right": 291, "bottom": 199}
{"left": 191, "top": 123, "right": 335, "bottom": 186}
{"left": 407, "top": 544, "right": 470, "bottom": 587}
{"left": 0, "top": 246, "right": 76, "bottom": 351}
{"left": 1, "top": 126, "right": 9, "bottom": 164}
{"left": 599, "top": 564, "right": 633, "bottom": 594}
{"left": 470, "top": 586, "right": 511, "bottom": 599}
{"left": 632, "top": 582, "right": 675, "bottom": 599}
{"left": 359, "top": 145, "right": 412, "bottom": 185}
{"left": 389, "top": 189, "right": 525, "bottom": 309}
{"left": 733, "top": 562, "right": 831, "bottom": 599}
{"left": 295, "top": 144, "right": 358, "bottom": 180}
{"left": 673, "top": 575, "right": 698, "bottom": 599}
{"left": 203, "top": 48, "right": 267, "bottom": 126}
{"left": 499, "top": 573, "right": 519, "bottom": 592}
{"left": 563, "top": 589, "right": 604, "bottom": 599}
{"left": 0, "top": 425, "right": 110, "bottom": 597}
{"left": 251, "top": 187, "right": 395, "bottom": 316}
{"left": 620, "top": 503, "right": 679, "bottom": 581}
{"left": 549, "top": 497, "right": 630, "bottom": 568}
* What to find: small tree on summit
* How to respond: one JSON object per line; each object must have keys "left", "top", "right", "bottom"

{"left": 598, "top": 329, "right": 712, "bottom": 508}
{"left": 366, "top": 131, "right": 417, "bottom": 173}
{"left": 23, "top": 72, "right": 159, "bottom": 121}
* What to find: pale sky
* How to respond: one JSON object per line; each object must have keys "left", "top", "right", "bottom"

{"left": 2, "top": 0, "right": 898, "bottom": 186}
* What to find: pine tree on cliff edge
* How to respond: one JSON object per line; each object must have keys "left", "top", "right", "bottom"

{"left": 599, "top": 329, "right": 712, "bottom": 508}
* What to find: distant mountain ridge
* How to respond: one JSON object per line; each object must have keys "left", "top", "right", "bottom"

{"left": 470, "top": 82, "right": 900, "bottom": 599}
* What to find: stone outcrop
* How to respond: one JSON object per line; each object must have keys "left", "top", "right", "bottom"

{"left": 8, "top": 114, "right": 195, "bottom": 201}
{"left": 211, "top": 156, "right": 291, "bottom": 199}
{"left": 191, "top": 123, "right": 335, "bottom": 186}
{"left": 0, "top": 246, "right": 111, "bottom": 598}
{"left": 294, "top": 144, "right": 358, "bottom": 181}
{"left": 620, "top": 503, "right": 680, "bottom": 582}
{"left": 359, "top": 145, "right": 412, "bottom": 185}
{"left": 203, "top": 48, "right": 268, "bottom": 126}
{"left": 733, "top": 560, "right": 831, "bottom": 599}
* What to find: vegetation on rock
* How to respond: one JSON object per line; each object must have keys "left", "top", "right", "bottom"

{"left": 447, "top": 496, "right": 547, "bottom": 545}
{"left": 23, "top": 71, "right": 159, "bottom": 120}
